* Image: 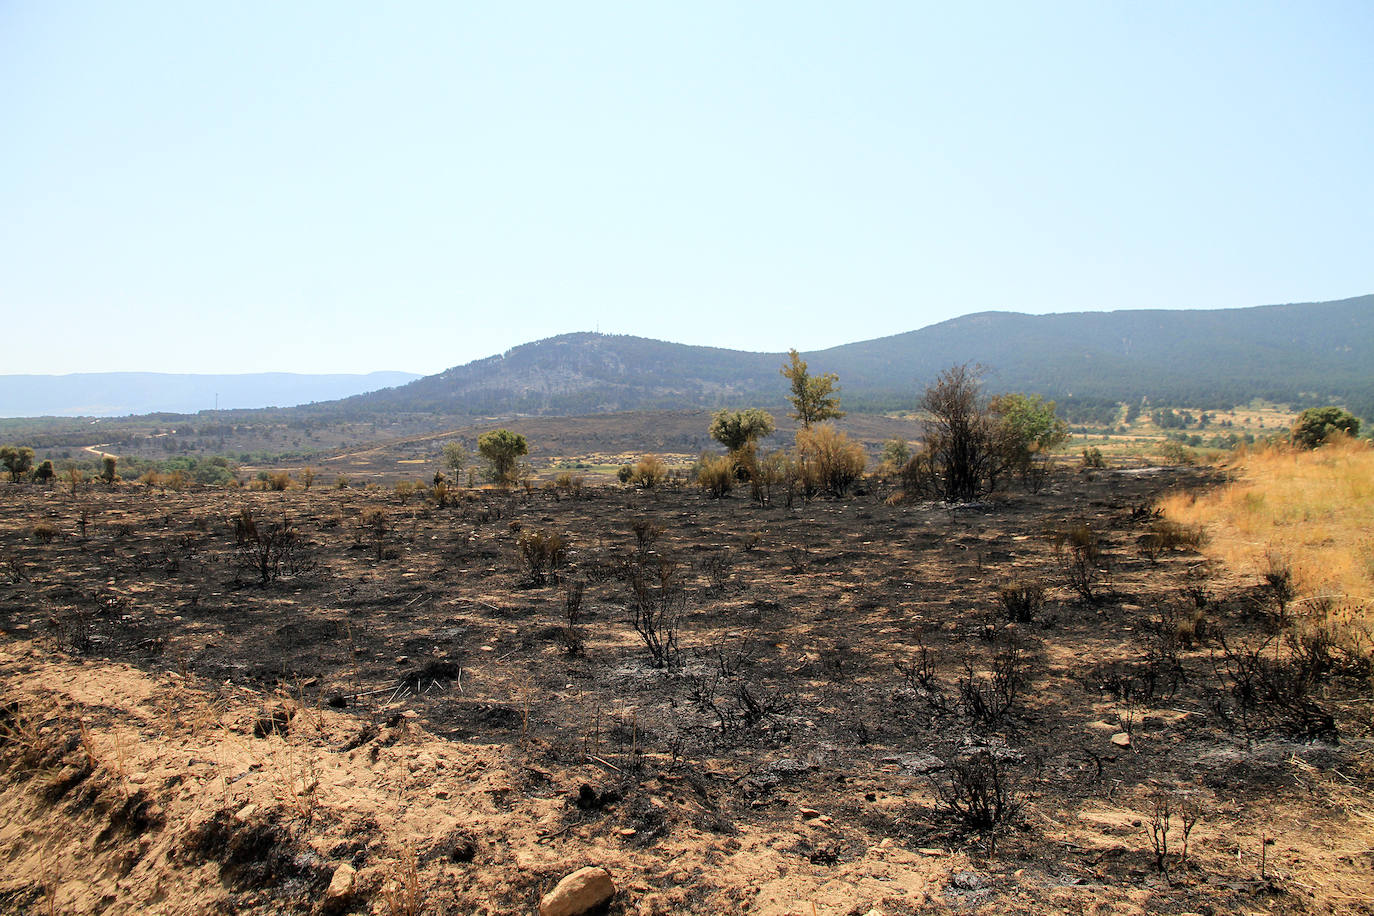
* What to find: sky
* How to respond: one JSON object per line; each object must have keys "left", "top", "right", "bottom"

{"left": 2, "top": 2, "right": 1371, "bottom": 375}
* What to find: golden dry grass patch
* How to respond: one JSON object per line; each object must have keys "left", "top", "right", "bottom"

{"left": 1159, "top": 436, "right": 1374, "bottom": 615}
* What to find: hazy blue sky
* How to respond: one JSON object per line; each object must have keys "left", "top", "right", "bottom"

{"left": 3, "top": 2, "right": 1370, "bottom": 375}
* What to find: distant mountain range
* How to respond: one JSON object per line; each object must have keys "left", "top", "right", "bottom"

{"left": 0, "top": 372, "right": 420, "bottom": 418}
{"left": 4, "top": 295, "right": 1370, "bottom": 422}
{"left": 330, "top": 294, "right": 1374, "bottom": 420}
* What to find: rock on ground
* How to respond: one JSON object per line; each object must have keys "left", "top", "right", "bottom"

{"left": 539, "top": 866, "right": 616, "bottom": 916}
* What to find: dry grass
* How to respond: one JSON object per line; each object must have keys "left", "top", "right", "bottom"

{"left": 1160, "top": 436, "right": 1374, "bottom": 623}
{"left": 381, "top": 848, "right": 424, "bottom": 916}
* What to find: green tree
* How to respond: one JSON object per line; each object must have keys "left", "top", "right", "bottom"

{"left": 0, "top": 446, "right": 34, "bottom": 483}
{"left": 1291, "top": 406, "right": 1360, "bottom": 448}
{"left": 34, "top": 460, "right": 55, "bottom": 485}
{"left": 442, "top": 441, "right": 469, "bottom": 476}
{"left": 478, "top": 429, "right": 528, "bottom": 484}
{"left": 709, "top": 408, "right": 776, "bottom": 451}
{"left": 989, "top": 393, "right": 1069, "bottom": 471}
{"left": 880, "top": 438, "right": 912, "bottom": 472}
{"left": 781, "top": 349, "right": 844, "bottom": 429}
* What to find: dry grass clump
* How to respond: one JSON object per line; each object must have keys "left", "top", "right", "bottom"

{"left": 1160, "top": 437, "right": 1374, "bottom": 631}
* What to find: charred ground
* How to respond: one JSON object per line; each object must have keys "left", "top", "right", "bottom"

{"left": 0, "top": 467, "right": 1371, "bottom": 914}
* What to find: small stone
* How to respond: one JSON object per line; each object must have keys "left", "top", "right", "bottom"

{"left": 539, "top": 866, "right": 616, "bottom": 916}
{"left": 1111, "top": 732, "right": 1132, "bottom": 748}
{"left": 799, "top": 806, "right": 821, "bottom": 819}
{"left": 234, "top": 803, "right": 258, "bottom": 822}
{"left": 434, "top": 789, "right": 450, "bottom": 799}
{"left": 321, "top": 863, "right": 356, "bottom": 914}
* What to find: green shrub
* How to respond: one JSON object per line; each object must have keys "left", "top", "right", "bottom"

{"left": 990, "top": 393, "right": 1069, "bottom": 475}
{"left": 1159, "top": 441, "right": 1195, "bottom": 466}
{"left": 1291, "top": 406, "right": 1361, "bottom": 449}
{"left": 1081, "top": 447, "right": 1105, "bottom": 469}
{"left": 709, "top": 408, "right": 776, "bottom": 451}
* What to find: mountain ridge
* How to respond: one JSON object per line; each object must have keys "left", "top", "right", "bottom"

{"left": 332, "top": 294, "right": 1374, "bottom": 419}
{"left": 2, "top": 295, "right": 1370, "bottom": 421}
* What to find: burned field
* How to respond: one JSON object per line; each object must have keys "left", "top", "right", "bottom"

{"left": 1, "top": 468, "right": 1371, "bottom": 914}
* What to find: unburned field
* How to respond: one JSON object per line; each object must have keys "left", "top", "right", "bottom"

{"left": 0, "top": 468, "right": 1372, "bottom": 915}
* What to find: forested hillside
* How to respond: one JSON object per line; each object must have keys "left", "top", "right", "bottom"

{"left": 328, "top": 295, "right": 1374, "bottom": 420}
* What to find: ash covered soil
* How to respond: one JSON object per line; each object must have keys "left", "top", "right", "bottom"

{"left": 0, "top": 468, "right": 1371, "bottom": 914}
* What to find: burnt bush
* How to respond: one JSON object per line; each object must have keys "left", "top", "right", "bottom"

{"left": 236, "top": 516, "right": 312, "bottom": 585}
{"left": 932, "top": 747, "right": 1021, "bottom": 850}
{"left": 1211, "top": 629, "right": 1337, "bottom": 742}
{"left": 1052, "top": 523, "right": 1108, "bottom": 604}
{"left": 627, "top": 555, "right": 685, "bottom": 669}
{"left": 517, "top": 528, "right": 567, "bottom": 587}
{"left": 997, "top": 581, "right": 1045, "bottom": 623}
{"left": 958, "top": 641, "right": 1027, "bottom": 729}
